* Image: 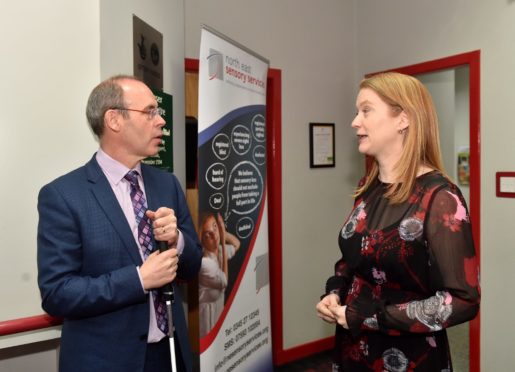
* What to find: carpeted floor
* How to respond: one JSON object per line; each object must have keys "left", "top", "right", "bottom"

{"left": 274, "top": 350, "right": 333, "bottom": 372}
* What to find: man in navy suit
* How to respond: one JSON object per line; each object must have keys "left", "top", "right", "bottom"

{"left": 37, "top": 75, "right": 202, "bottom": 372}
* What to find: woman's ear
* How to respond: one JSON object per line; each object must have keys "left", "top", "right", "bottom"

{"left": 398, "top": 110, "right": 409, "bottom": 132}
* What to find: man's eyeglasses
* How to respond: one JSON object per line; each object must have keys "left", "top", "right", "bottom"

{"left": 114, "top": 107, "right": 164, "bottom": 120}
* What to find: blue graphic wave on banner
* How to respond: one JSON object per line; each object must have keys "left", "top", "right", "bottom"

{"left": 198, "top": 104, "right": 265, "bottom": 146}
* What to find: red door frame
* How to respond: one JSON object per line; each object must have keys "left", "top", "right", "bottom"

{"left": 368, "top": 50, "right": 481, "bottom": 372}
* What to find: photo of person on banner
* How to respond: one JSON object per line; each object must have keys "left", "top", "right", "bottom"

{"left": 198, "top": 212, "right": 241, "bottom": 338}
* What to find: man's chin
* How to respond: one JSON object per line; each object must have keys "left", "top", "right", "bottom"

{"left": 148, "top": 147, "right": 160, "bottom": 157}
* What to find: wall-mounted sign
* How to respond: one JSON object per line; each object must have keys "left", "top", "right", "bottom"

{"left": 133, "top": 15, "right": 163, "bottom": 90}
{"left": 141, "top": 89, "right": 173, "bottom": 172}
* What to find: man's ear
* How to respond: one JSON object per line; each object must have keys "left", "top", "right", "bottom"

{"left": 104, "top": 109, "right": 122, "bottom": 133}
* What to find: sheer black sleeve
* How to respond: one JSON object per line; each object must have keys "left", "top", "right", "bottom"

{"left": 324, "top": 256, "right": 354, "bottom": 300}
{"left": 375, "top": 185, "right": 480, "bottom": 334}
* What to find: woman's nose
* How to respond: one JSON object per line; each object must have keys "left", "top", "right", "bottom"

{"left": 351, "top": 115, "right": 360, "bottom": 129}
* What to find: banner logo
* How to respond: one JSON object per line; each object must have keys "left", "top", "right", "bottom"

{"left": 208, "top": 48, "right": 224, "bottom": 81}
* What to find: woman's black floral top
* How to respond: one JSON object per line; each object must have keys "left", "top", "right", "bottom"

{"left": 326, "top": 171, "right": 480, "bottom": 371}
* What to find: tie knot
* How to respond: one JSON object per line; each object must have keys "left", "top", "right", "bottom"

{"left": 124, "top": 170, "right": 140, "bottom": 187}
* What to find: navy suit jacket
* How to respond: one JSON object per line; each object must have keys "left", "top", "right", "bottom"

{"left": 37, "top": 155, "right": 202, "bottom": 372}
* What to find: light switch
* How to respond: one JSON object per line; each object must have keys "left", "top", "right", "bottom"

{"left": 500, "top": 177, "right": 515, "bottom": 193}
{"left": 496, "top": 172, "right": 515, "bottom": 198}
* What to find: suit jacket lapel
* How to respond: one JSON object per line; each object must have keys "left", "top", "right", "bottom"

{"left": 85, "top": 156, "right": 143, "bottom": 265}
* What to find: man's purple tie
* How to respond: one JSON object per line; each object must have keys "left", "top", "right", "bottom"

{"left": 124, "top": 170, "right": 168, "bottom": 334}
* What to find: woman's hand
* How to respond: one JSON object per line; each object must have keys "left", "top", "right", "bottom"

{"left": 316, "top": 293, "right": 340, "bottom": 324}
{"left": 328, "top": 304, "right": 349, "bottom": 329}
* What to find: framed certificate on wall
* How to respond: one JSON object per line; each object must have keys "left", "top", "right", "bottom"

{"left": 309, "top": 123, "right": 335, "bottom": 168}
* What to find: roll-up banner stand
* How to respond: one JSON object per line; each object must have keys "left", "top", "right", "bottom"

{"left": 197, "top": 25, "right": 272, "bottom": 372}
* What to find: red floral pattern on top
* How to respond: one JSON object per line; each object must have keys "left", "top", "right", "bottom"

{"left": 325, "top": 172, "right": 480, "bottom": 371}
{"left": 464, "top": 257, "right": 480, "bottom": 288}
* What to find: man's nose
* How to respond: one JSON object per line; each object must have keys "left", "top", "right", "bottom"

{"left": 157, "top": 116, "right": 166, "bottom": 128}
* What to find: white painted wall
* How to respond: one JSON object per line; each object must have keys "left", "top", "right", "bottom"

{"left": 0, "top": 0, "right": 101, "bottom": 369}
{"left": 0, "top": 0, "right": 100, "bottom": 324}
{"left": 185, "top": 0, "right": 359, "bottom": 349}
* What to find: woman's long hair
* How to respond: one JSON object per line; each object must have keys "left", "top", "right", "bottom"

{"left": 354, "top": 72, "right": 446, "bottom": 203}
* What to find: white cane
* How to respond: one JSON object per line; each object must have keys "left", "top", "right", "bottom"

{"left": 158, "top": 241, "right": 177, "bottom": 372}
